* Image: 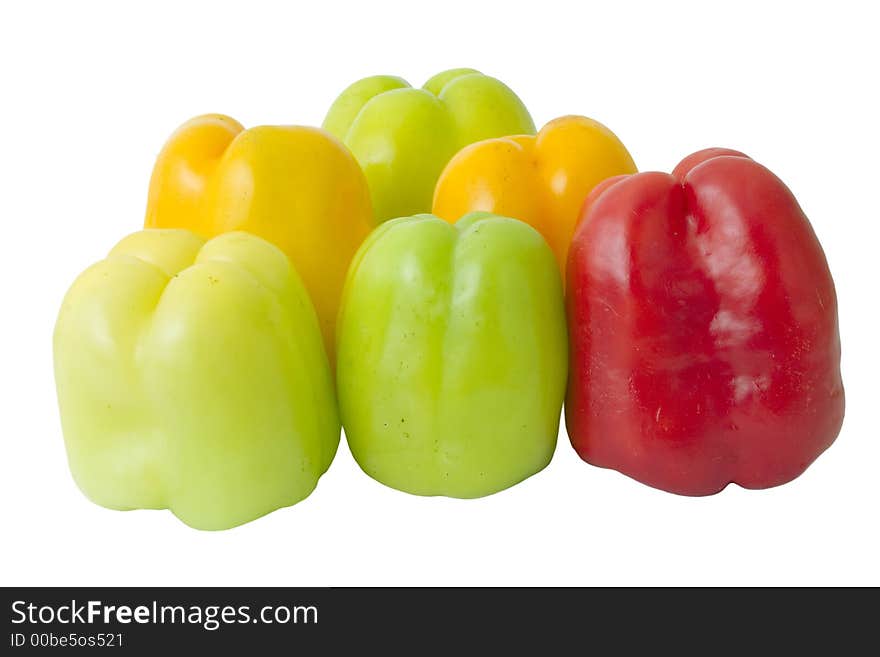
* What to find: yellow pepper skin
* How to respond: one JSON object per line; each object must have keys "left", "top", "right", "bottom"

{"left": 432, "top": 115, "right": 637, "bottom": 272}
{"left": 54, "top": 230, "right": 339, "bottom": 530}
{"left": 323, "top": 68, "right": 535, "bottom": 223}
{"left": 144, "top": 114, "right": 374, "bottom": 359}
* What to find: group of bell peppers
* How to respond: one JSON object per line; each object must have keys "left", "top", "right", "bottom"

{"left": 54, "top": 69, "right": 844, "bottom": 530}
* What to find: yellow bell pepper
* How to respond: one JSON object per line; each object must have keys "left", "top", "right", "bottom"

{"left": 144, "top": 114, "right": 374, "bottom": 359}
{"left": 432, "top": 115, "right": 637, "bottom": 272}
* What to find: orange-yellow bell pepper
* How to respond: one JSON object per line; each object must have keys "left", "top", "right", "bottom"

{"left": 144, "top": 114, "right": 374, "bottom": 359}
{"left": 432, "top": 115, "right": 637, "bottom": 271}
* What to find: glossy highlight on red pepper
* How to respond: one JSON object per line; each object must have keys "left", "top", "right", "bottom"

{"left": 565, "top": 148, "right": 844, "bottom": 495}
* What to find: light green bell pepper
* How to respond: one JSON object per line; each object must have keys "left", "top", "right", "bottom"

{"left": 53, "top": 230, "right": 339, "bottom": 530}
{"left": 323, "top": 68, "right": 535, "bottom": 223}
{"left": 336, "top": 213, "right": 567, "bottom": 498}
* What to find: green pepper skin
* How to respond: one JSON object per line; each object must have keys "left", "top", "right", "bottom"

{"left": 337, "top": 213, "right": 567, "bottom": 498}
{"left": 323, "top": 68, "right": 535, "bottom": 223}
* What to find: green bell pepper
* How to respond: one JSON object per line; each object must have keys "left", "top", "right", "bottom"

{"left": 336, "top": 213, "right": 567, "bottom": 498}
{"left": 53, "top": 230, "right": 339, "bottom": 530}
{"left": 322, "top": 68, "right": 535, "bottom": 224}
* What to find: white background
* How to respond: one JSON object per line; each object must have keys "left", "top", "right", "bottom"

{"left": 1, "top": 0, "right": 877, "bottom": 586}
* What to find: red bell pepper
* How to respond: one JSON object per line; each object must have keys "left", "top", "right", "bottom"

{"left": 566, "top": 148, "right": 844, "bottom": 495}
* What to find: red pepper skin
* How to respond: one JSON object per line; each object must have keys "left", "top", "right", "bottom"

{"left": 565, "top": 148, "right": 844, "bottom": 495}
